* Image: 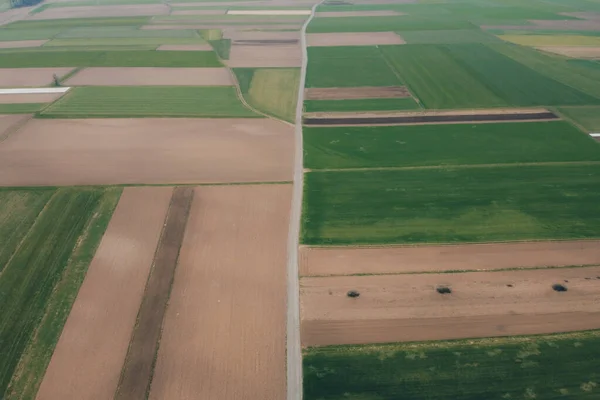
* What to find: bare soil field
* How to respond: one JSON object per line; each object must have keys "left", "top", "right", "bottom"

{"left": 300, "top": 240, "right": 600, "bottom": 276}
{"left": 0, "top": 114, "right": 29, "bottom": 138}
{"left": 227, "top": 44, "right": 301, "bottom": 67}
{"left": 148, "top": 184, "right": 292, "bottom": 400}
{"left": 0, "top": 92, "right": 64, "bottom": 103}
{"left": 315, "top": 10, "right": 403, "bottom": 17}
{"left": 143, "top": 24, "right": 303, "bottom": 30}
{"left": 0, "top": 68, "right": 74, "bottom": 87}
{"left": 0, "top": 118, "right": 293, "bottom": 186}
{"left": 0, "top": 40, "right": 47, "bottom": 49}
{"left": 537, "top": 46, "right": 600, "bottom": 59}
{"left": 171, "top": 9, "right": 227, "bottom": 15}
{"left": 307, "top": 32, "right": 405, "bottom": 46}
{"left": 28, "top": 4, "right": 169, "bottom": 19}
{"left": 0, "top": 7, "right": 31, "bottom": 26}
{"left": 224, "top": 30, "right": 300, "bottom": 41}
{"left": 301, "top": 267, "right": 600, "bottom": 345}
{"left": 65, "top": 67, "right": 233, "bottom": 86}
{"left": 305, "top": 86, "right": 410, "bottom": 100}
{"left": 36, "top": 187, "right": 172, "bottom": 400}
{"left": 157, "top": 44, "right": 213, "bottom": 51}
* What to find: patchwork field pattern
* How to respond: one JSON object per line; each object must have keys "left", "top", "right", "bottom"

{"left": 304, "top": 97, "right": 419, "bottom": 112}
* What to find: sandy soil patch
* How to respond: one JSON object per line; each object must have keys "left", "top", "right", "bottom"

{"left": 28, "top": 4, "right": 169, "bottom": 19}
{"left": 0, "top": 118, "right": 293, "bottom": 186}
{"left": 316, "top": 10, "right": 403, "bottom": 17}
{"left": 537, "top": 46, "right": 600, "bottom": 59}
{"left": 171, "top": 9, "right": 226, "bottom": 15}
{"left": 301, "top": 267, "right": 600, "bottom": 345}
{"left": 65, "top": 67, "right": 233, "bottom": 86}
{"left": 148, "top": 184, "right": 291, "bottom": 400}
{"left": 300, "top": 240, "right": 600, "bottom": 276}
{"left": 0, "top": 40, "right": 47, "bottom": 48}
{"left": 35, "top": 187, "right": 172, "bottom": 400}
{"left": 307, "top": 31, "right": 405, "bottom": 46}
{"left": 227, "top": 43, "right": 301, "bottom": 67}
{"left": 0, "top": 93, "right": 64, "bottom": 103}
{"left": 305, "top": 86, "right": 410, "bottom": 100}
{"left": 156, "top": 43, "right": 213, "bottom": 51}
{"left": 0, "top": 68, "right": 74, "bottom": 87}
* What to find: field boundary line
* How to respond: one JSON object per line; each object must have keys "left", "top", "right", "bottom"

{"left": 287, "top": 2, "right": 322, "bottom": 400}
{"left": 0, "top": 114, "right": 32, "bottom": 143}
{"left": 378, "top": 46, "right": 423, "bottom": 109}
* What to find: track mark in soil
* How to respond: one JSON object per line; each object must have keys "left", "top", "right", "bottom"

{"left": 114, "top": 187, "right": 194, "bottom": 400}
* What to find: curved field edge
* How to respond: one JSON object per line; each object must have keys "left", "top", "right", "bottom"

{"left": 303, "top": 330, "right": 600, "bottom": 400}
{"left": 1, "top": 187, "right": 122, "bottom": 400}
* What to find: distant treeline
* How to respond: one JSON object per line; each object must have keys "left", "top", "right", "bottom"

{"left": 10, "top": 0, "right": 44, "bottom": 8}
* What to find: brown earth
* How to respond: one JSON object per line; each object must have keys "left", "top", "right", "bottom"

{"left": 305, "top": 86, "right": 411, "bottom": 100}
{"left": 226, "top": 43, "right": 301, "bottom": 67}
{"left": 0, "top": 40, "right": 47, "bottom": 48}
{"left": 28, "top": 4, "right": 169, "bottom": 19}
{"left": 0, "top": 113, "right": 30, "bottom": 141}
{"left": 115, "top": 187, "right": 194, "bottom": 400}
{"left": 300, "top": 240, "right": 600, "bottom": 276}
{"left": 158, "top": 17, "right": 307, "bottom": 24}
{"left": 0, "top": 92, "right": 64, "bottom": 103}
{"left": 307, "top": 31, "right": 405, "bottom": 46}
{"left": 223, "top": 29, "right": 300, "bottom": 41}
{"left": 0, "top": 118, "right": 293, "bottom": 186}
{"left": 142, "top": 23, "right": 303, "bottom": 30}
{"left": 148, "top": 184, "right": 292, "bottom": 400}
{"left": 0, "top": 7, "right": 31, "bottom": 26}
{"left": 65, "top": 67, "right": 233, "bottom": 86}
{"left": 301, "top": 267, "right": 600, "bottom": 346}
{"left": 305, "top": 107, "right": 551, "bottom": 118}
{"left": 171, "top": 9, "right": 227, "bottom": 15}
{"left": 157, "top": 43, "right": 213, "bottom": 51}
{"left": 35, "top": 187, "right": 172, "bottom": 400}
{"left": 0, "top": 68, "right": 74, "bottom": 87}
{"left": 536, "top": 46, "right": 600, "bottom": 59}
{"left": 315, "top": 10, "right": 403, "bottom": 17}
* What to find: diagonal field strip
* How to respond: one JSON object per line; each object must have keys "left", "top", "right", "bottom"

{"left": 114, "top": 187, "right": 194, "bottom": 400}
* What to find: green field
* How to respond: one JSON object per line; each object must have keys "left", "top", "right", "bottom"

{"left": 41, "top": 86, "right": 259, "bottom": 118}
{"left": 304, "top": 331, "right": 600, "bottom": 400}
{"left": 0, "top": 28, "right": 63, "bottom": 41}
{"left": 54, "top": 26, "right": 201, "bottom": 39}
{"left": 559, "top": 106, "right": 600, "bottom": 132}
{"left": 45, "top": 37, "right": 207, "bottom": 47}
{"left": 302, "top": 164, "right": 600, "bottom": 245}
{"left": 307, "top": 15, "right": 475, "bottom": 33}
{"left": 304, "top": 121, "right": 600, "bottom": 170}
{"left": 304, "top": 97, "right": 420, "bottom": 113}
{"left": 499, "top": 34, "right": 600, "bottom": 47}
{"left": 0, "top": 104, "right": 45, "bottom": 114}
{"left": 0, "top": 187, "right": 121, "bottom": 399}
{"left": 399, "top": 29, "right": 502, "bottom": 44}
{"left": 3, "top": 17, "right": 150, "bottom": 30}
{"left": 307, "top": 46, "right": 401, "bottom": 88}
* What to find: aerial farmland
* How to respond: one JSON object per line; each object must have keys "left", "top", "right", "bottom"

{"left": 0, "top": 0, "right": 599, "bottom": 399}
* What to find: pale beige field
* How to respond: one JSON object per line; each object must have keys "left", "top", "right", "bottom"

{"left": 0, "top": 118, "right": 294, "bottom": 185}
{"left": 65, "top": 67, "right": 233, "bottom": 86}
{"left": 36, "top": 187, "right": 172, "bottom": 400}
{"left": 300, "top": 240, "right": 600, "bottom": 276}
{"left": 28, "top": 4, "right": 169, "bottom": 19}
{"left": 307, "top": 32, "right": 405, "bottom": 46}
{"left": 171, "top": 9, "right": 226, "bottom": 15}
{"left": 0, "top": 40, "right": 47, "bottom": 48}
{"left": 301, "top": 267, "right": 600, "bottom": 345}
{"left": 224, "top": 30, "right": 299, "bottom": 41}
{"left": 156, "top": 44, "right": 213, "bottom": 51}
{"left": 0, "top": 68, "right": 74, "bottom": 87}
{"left": 149, "top": 184, "right": 292, "bottom": 400}
{"left": 0, "top": 93, "right": 64, "bottom": 103}
{"left": 0, "top": 113, "right": 29, "bottom": 140}
{"left": 537, "top": 46, "right": 600, "bottom": 58}
{"left": 226, "top": 44, "right": 301, "bottom": 67}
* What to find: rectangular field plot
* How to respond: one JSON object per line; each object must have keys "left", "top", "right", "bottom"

{"left": 0, "top": 103, "right": 44, "bottom": 113}
{"left": 307, "top": 15, "right": 475, "bottom": 33}
{"left": 400, "top": 29, "right": 502, "bottom": 44}
{"left": 65, "top": 67, "right": 233, "bottom": 86}
{"left": 0, "top": 118, "right": 292, "bottom": 186}
{"left": 0, "top": 187, "right": 120, "bottom": 399}
{"left": 499, "top": 34, "right": 600, "bottom": 47}
{"left": 306, "top": 46, "right": 401, "bottom": 88}
{"left": 303, "top": 121, "right": 600, "bottom": 169}
{"left": 302, "top": 164, "right": 600, "bottom": 245}
{"left": 41, "top": 86, "right": 255, "bottom": 118}
{"left": 0, "top": 67, "right": 74, "bottom": 87}
{"left": 303, "top": 331, "right": 600, "bottom": 400}
{"left": 559, "top": 106, "right": 600, "bottom": 132}
{"left": 304, "top": 97, "right": 420, "bottom": 112}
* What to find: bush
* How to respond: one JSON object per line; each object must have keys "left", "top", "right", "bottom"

{"left": 436, "top": 286, "right": 452, "bottom": 294}
{"left": 552, "top": 283, "right": 568, "bottom": 292}
{"left": 347, "top": 290, "right": 360, "bottom": 298}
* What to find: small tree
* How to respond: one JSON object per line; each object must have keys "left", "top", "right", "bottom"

{"left": 52, "top": 74, "right": 60, "bottom": 87}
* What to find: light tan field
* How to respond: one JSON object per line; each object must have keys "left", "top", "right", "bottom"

{"left": 305, "top": 86, "right": 411, "bottom": 100}
{"left": 0, "top": 92, "right": 64, "bottom": 103}
{"left": 307, "top": 31, "right": 405, "bottom": 46}
{"left": 0, "top": 113, "right": 29, "bottom": 141}
{"left": 226, "top": 44, "right": 301, "bottom": 67}
{"left": 36, "top": 187, "right": 172, "bottom": 400}
{"left": 0, "top": 118, "right": 293, "bottom": 186}
{"left": 0, "top": 68, "right": 74, "bottom": 87}
{"left": 300, "top": 240, "right": 600, "bottom": 276}
{"left": 224, "top": 30, "right": 299, "bottom": 41}
{"left": 149, "top": 184, "right": 292, "bottom": 400}
{"left": 142, "top": 23, "right": 303, "bottom": 30}
{"left": 171, "top": 9, "right": 226, "bottom": 15}
{"left": 28, "top": 4, "right": 169, "bottom": 19}
{"left": 65, "top": 67, "right": 233, "bottom": 86}
{"left": 301, "top": 267, "right": 600, "bottom": 346}
{"left": 316, "top": 10, "right": 403, "bottom": 17}
{"left": 0, "top": 40, "right": 47, "bottom": 48}
{"left": 157, "top": 43, "right": 213, "bottom": 51}
{"left": 537, "top": 46, "right": 600, "bottom": 58}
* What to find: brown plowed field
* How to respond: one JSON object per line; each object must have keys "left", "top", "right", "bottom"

{"left": 300, "top": 240, "right": 600, "bottom": 276}
{"left": 537, "top": 46, "right": 600, "bottom": 59}
{"left": 156, "top": 44, "right": 213, "bottom": 51}
{"left": 315, "top": 10, "right": 403, "bottom": 17}
{"left": 0, "top": 113, "right": 29, "bottom": 140}
{"left": 305, "top": 86, "right": 410, "bottom": 100}
{"left": 65, "top": 67, "right": 233, "bottom": 86}
{"left": 148, "top": 184, "right": 292, "bottom": 400}
{"left": 226, "top": 44, "right": 301, "bottom": 67}
{"left": 35, "top": 187, "right": 172, "bottom": 400}
{"left": 0, "top": 68, "right": 74, "bottom": 87}
{"left": 0, "top": 92, "right": 65, "bottom": 103}
{"left": 28, "top": 4, "right": 169, "bottom": 19}
{"left": 0, "top": 40, "right": 47, "bottom": 48}
{"left": 300, "top": 267, "right": 600, "bottom": 346}
{"left": 0, "top": 118, "right": 293, "bottom": 186}
{"left": 307, "top": 32, "right": 405, "bottom": 46}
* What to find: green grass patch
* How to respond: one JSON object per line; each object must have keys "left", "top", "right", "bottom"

{"left": 54, "top": 26, "right": 202, "bottom": 39}
{"left": 209, "top": 38, "right": 231, "bottom": 60}
{"left": 304, "top": 330, "right": 600, "bottom": 400}
{"left": 0, "top": 104, "right": 45, "bottom": 114}
{"left": 399, "top": 29, "right": 502, "bottom": 44}
{"left": 304, "top": 121, "right": 600, "bottom": 170}
{"left": 302, "top": 163, "right": 600, "bottom": 244}
{"left": 0, "top": 50, "right": 221, "bottom": 67}
{"left": 442, "top": 3, "right": 578, "bottom": 20}
{"left": 41, "top": 86, "right": 259, "bottom": 118}
{"left": 0, "top": 187, "right": 120, "bottom": 397}
{"left": 308, "top": 15, "right": 475, "bottom": 33}
{"left": 304, "top": 97, "right": 419, "bottom": 113}
{"left": 0, "top": 29, "right": 62, "bottom": 41}
{"left": 559, "top": 106, "right": 600, "bottom": 132}
{"left": 499, "top": 34, "right": 600, "bottom": 46}
{"left": 3, "top": 17, "right": 151, "bottom": 30}
{"left": 307, "top": 46, "right": 402, "bottom": 88}
{"left": 45, "top": 37, "right": 207, "bottom": 47}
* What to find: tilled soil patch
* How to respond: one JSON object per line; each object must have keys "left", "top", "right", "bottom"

{"left": 226, "top": 43, "right": 301, "bottom": 67}
{"left": 142, "top": 24, "right": 303, "bottom": 30}
{"left": 307, "top": 31, "right": 405, "bottom": 46}
{"left": 537, "top": 46, "right": 600, "bottom": 59}
{"left": 301, "top": 267, "right": 600, "bottom": 345}
{"left": 305, "top": 86, "right": 410, "bottom": 100}
{"left": 0, "top": 114, "right": 29, "bottom": 139}
{"left": 0, "top": 68, "right": 74, "bottom": 87}
{"left": 65, "top": 67, "right": 233, "bottom": 86}
{"left": 233, "top": 39, "right": 299, "bottom": 45}
{"left": 223, "top": 30, "right": 300, "bottom": 41}
{"left": 0, "top": 40, "right": 48, "bottom": 48}
{"left": 157, "top": 44, "right": 213, "bottom": 51}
